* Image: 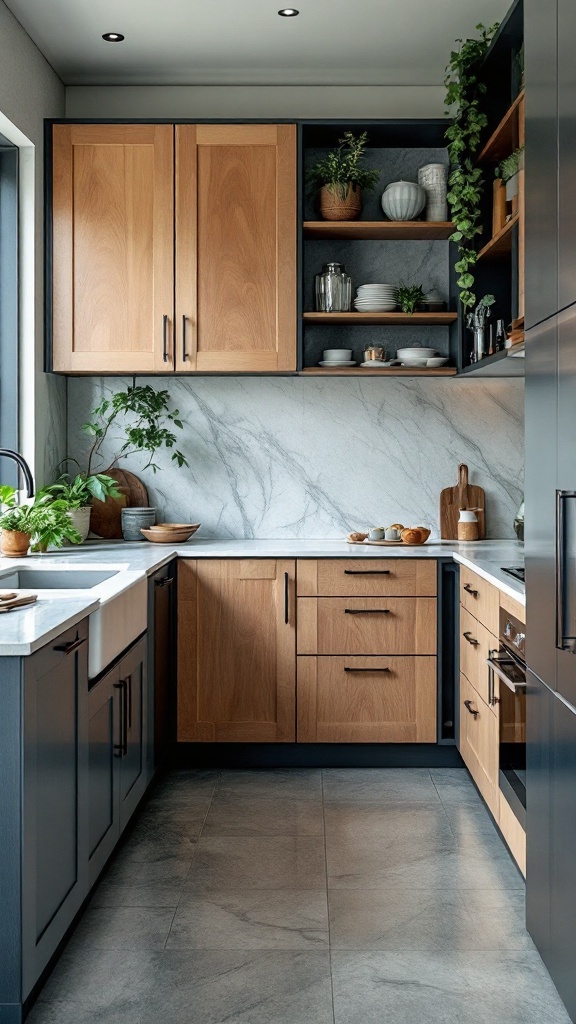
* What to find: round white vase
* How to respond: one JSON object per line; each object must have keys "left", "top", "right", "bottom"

{"left": 68, "top": 506, "right": 92, "bottom": 542}
{"left": 381, "top": 181, "right": 426, "bottom": 221}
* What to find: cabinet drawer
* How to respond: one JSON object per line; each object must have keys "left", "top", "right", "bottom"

{"left": 297, "top": 559, "right": 437, "bottom": 597}
{"left": 458, "top": 673, "right": 499, "bottom": 818}
{"left": 297, "top": 656, "right": 437, "bottom": 742}
{"left": 460, "top": 566, "right": 499, "bottom": 635}
{"left": 297, "top": 597, "right": 437, "bottom": 655}
{"left": 460, "top": 606, "right": 499, "bottom": 710}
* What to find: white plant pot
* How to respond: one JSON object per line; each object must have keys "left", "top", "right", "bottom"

{"left": 68, "top": 506, "right": 92, "bottom": 543}
{"left": 381, "top": 181, "right": 426, "bottom": 221}
{"left": 505, "top": 172, "right": 519, "bottom": 202}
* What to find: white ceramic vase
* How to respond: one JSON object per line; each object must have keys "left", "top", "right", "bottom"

{"left": 68, "top": 506, "right": 92, "bottom": 542}
{"left": 417, "top": 163, "right": 448, "bottom": 221}
{"left": 381, "top": 181, "right": 426, "bottom": 221}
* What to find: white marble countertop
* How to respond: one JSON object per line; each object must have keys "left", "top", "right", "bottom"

{"left": 0, "top": 537, "right": 524, "bottom": 655}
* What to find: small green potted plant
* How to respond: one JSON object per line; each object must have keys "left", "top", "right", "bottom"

{"left": 0, "top": 489, "right": 82, "bottom": 557}
{"left": 40, "top": 467, "right": 122, "bottom": 542}
{"left": 307, "top": 131, "right": 380, "bottom": 221}
{"left": 498, "top": 146, "right": 524, "bottom": 205}
{"left": 394, "top": 283, "right": 425, "bottom": 314}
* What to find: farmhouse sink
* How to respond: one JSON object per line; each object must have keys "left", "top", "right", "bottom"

{"left": 0, "top": 561, "right": 148, "bottom": 679}
{"left": 0, "top": 568, "right": 120, "bottom": 590}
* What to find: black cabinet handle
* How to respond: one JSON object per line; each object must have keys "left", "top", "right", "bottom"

{"left": 53, "top": 633, "right": 87, "bottom": 656}
{"left": 155, "top": 576, "right": 174, "bottom": 588}
{"left": 162, "top": 313, "right": 169, "bottom": 363}
{"left": 284, "top": 572, "right": 289, "bottom": 624}
{"left": 344, "top": 569, "right": 391, "bottom": 576}
{"left": 344, "top": 666, "right": 390, "bottom": 673}
{"left": 556, "top": 490, "right": 576, "bottom": 652}
{"left": 463, "top": 631, "right": 480, "bottom": 646}
{"left": 182, "top": 314, "right": 188, "bottom": 362}
{"left": 464, "top": 699, "right": 479, "bottom": 718}
{"left": 344, "top": 608, "right": 391, "bottom": 614}
{"left": 463, "top": 583, "right": 479, "bottom": 596}
{"left": 113, "top": 680, "right": 126, "bottom": 758}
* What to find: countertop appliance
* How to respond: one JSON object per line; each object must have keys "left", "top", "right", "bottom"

{"left": 525, "top": 0, "right": 576, "bottom": 1016}
{"left": 487, "top": 608, "right": 527, "bottom": 827}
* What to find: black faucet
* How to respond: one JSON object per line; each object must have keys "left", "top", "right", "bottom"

{"left": 0, "top": 449, "right": 35, "bottom": 497}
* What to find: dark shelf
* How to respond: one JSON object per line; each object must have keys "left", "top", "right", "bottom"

{"left": 458, "top": 347, "right": 524, "bottom": 377}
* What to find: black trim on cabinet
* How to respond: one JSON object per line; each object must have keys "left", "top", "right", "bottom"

{"left": 173, "top": 743, "right": 463, "bottom": 769}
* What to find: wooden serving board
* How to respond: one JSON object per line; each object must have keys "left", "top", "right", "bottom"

{"left": 439, "top": 463, "right": 485, "bottom": 540}
{"left": 346, "top": 539, "right": 428, "bottom": 547}
{"left": 90, "top": 468, "right": 149, "bottom": 540}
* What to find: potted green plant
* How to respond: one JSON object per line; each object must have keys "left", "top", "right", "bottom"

{"left": 40, "top": 468, "right": 122, "bottom": 542}
{"left": 498, "top": 146, "right": 524, "bottom": 204}
{"left": 307, "top": 131, "right": 380, "bottom": 221}
{"left": 0, "top": 489, "right": 82, "bottom": 557}
{"left": 394, "top": 283, "right": 425, "bottom": 314}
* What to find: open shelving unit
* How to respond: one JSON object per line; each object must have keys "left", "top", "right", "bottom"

{"left": 477, "top": 213, "right": 519, "bottom": 260}
{"left": 300, "top": 119, "right": 459, "bottom": 376}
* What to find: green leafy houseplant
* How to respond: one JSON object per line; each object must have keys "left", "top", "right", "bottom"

{"left": 83, "top": 385, "right": 188, "bottom": 476}
{"left": 41, "top": 469, "right": 122, "bottom": 508}
{"left": 307, "top": 132, "right": 380, "bottom": 220}
{"left": 498, "top": 146, "right": 524, "bottom": 186}
{"left": 444, "top": 22, "right": 499, "bottom": 309}
{"left": 394, "top": 284, "right": 425, "bottom": 314}
{"left": 0, "top": 494, "right": 82, "bottom": 556}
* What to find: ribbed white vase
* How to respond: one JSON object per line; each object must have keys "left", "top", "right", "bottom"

{"left": 418, "top": 163, "right": 448, "bottom": 221}
{"left": 381, "top": 181, "right": 426, "bottom": 221}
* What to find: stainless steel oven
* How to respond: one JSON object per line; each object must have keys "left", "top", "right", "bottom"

{"left": 487, "top": 608, "right": 527, "bottom": 827}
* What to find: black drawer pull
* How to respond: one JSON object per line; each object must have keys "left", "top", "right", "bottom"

{"left": 463, "top": 631, "right": 480, "bottom": 646}
{"left": 53, "top": 634, "right": 87, "bottom": 656}
{"left": 463, "top": 583, "right": 479, "bottom": 596}
{"left": 155, "top": 576, "right": 174, "bottom": 587}
{"left": 344, "top": 666, "right": 390, "bottom": 673}
{"left": 344, "top": 608, "right": 391, "bottom": 615}
{"left": 344, "top": 569, "right": 391, "bottom": 576}
{"left": 464, "top": 699, "right": 479, "bottom": 718}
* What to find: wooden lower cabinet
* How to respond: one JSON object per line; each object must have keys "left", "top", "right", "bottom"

{"left": 177, "top": 559, "right": 296, "bottom": 741}
{"left": 459, "top": 672, "right": 499, "bottom": 818}
{"left": 297, "top": 597, "right": 437, "bottom": 656}
{"left": 297, "top": 656, "right": 437, "bottom": 742}
{"left": 460, "top": 606, "right": 499, "bottom": 708}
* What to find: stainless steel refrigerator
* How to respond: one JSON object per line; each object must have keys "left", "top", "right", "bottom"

{"left": 525, "top": 0, "right": 576, "bottom": 1017}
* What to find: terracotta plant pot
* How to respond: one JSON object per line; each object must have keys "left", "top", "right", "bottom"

{"left": 0, "top": 529, "right": 31, "bottom": 558}
{"left": 319, "top": 183, "right": 362, "bottom": 221}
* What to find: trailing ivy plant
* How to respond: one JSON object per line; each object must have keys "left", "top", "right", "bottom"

{"left": 444, "top": 22, "right": 499, "bottom": 309}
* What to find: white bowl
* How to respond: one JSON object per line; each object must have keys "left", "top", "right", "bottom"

{"left": 396, "top": 347, "right": 436, "bottom": 359}
{"left": 401, "top": 359, "right": 428, "bottom": 367}
{"left": 323, "top": 349, "right": 352, "bottom": 360}
{"left": 426, "top": 357, "right": 449, "bottom": 367}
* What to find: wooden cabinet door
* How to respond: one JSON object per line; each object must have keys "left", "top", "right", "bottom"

{"left": 52, "top": 124, "right": 174, "bottom": 373}
{"left": 297, "top": 597, "right": 437, "bottom": 655}
{"left": 297, "top": 656, "right": 437, "bottom": 743}
{"left": 458, "top": 673, "right": 499, "bottom": 817}
{"left": 175, "top": 124, "right": 297, "bottom": 372}
{"left": 178, "top": 559, "right": 296, "bottom": 741}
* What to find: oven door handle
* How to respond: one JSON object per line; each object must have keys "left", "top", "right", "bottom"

{"left": 485, "top": 654, "right": 526, "bottom": 693}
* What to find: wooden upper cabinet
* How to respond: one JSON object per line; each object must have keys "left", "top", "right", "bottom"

{"left": 175, "top": 124, "right": 297, "bottom": 372}
{"left": 52, "top": 124, "right": 175, "bottom": 373}
{"left": 177, "top": 559, "right": 296, "bottom": 742}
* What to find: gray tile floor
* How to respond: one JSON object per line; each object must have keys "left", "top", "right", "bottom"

{"left": 29, "top": 768, "right": 571, "bottom": 1024}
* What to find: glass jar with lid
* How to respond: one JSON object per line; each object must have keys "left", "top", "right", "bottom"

{"left": 315, "top": 262, "right": 352, "bottom": 312}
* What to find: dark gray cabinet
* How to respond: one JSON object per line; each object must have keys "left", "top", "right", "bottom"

{"left": 558, "top": 0, "right": 576, "bottom": 312}
{"left": 524, "top": 0, "right": 558, "bottom": 328}
{"left": 88, "top": 634, "right": 148, "bottom": 886}
{"left": 148, "top": 562, "right": 176, "bottom": 773}
{"left": 21, "top": 623, "right": 89, "bottom": 1003}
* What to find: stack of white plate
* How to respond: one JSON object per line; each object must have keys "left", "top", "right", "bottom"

{"left": 354, "top": 283, "right": 397, "bottom": 312}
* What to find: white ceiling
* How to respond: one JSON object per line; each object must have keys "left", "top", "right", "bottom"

{"left": 4, "top": 0, "right": 510, "bottom": 87}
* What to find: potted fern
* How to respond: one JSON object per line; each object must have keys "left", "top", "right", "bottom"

{"left": 307, "top": 131, "right": 380, "bottom": 221}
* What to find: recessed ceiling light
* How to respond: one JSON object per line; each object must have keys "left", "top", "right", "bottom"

{"left": 278, "top": 8, "right": 299, "bottom": 15}
{"left": 102, "top": 32, "right": 125, "bottom": 42}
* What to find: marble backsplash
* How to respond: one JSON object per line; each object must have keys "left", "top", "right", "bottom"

{"left": 67, "top": 376, "right": 524, "bottom": 540}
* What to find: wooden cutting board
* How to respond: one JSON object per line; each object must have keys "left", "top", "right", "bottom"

{"left": 440, "top": 463, "right": 485, "bottom": 539}
{"left": 90, "top": 468, "right": 149, "bottom": 540}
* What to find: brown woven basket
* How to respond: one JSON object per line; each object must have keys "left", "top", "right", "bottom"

{"left": 320, "top": 183, "right": 362, "bottom": 221}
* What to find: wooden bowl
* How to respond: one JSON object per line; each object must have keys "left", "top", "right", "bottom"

{"left": 151, "top": 523, "right": 200, "bottom": 532}
{"left": 141, "top": 524, "right": 200, "bottom": 543}
{"left": 401, "top": 527, "right": 431, "bottom": 545}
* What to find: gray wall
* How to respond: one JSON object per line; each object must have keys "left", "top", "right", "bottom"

{"left": 65, "top": 84, "right": 446, "bottom": 120}
{"left": 0, "top": 0, "right": 66, "bottom": 487}
{"left": 67, "top": 376, "right": 524, "bottom": 540}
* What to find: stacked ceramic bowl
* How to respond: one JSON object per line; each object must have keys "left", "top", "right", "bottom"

{"left": 354, "top": 284, "right": 397, "bottom": 312}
